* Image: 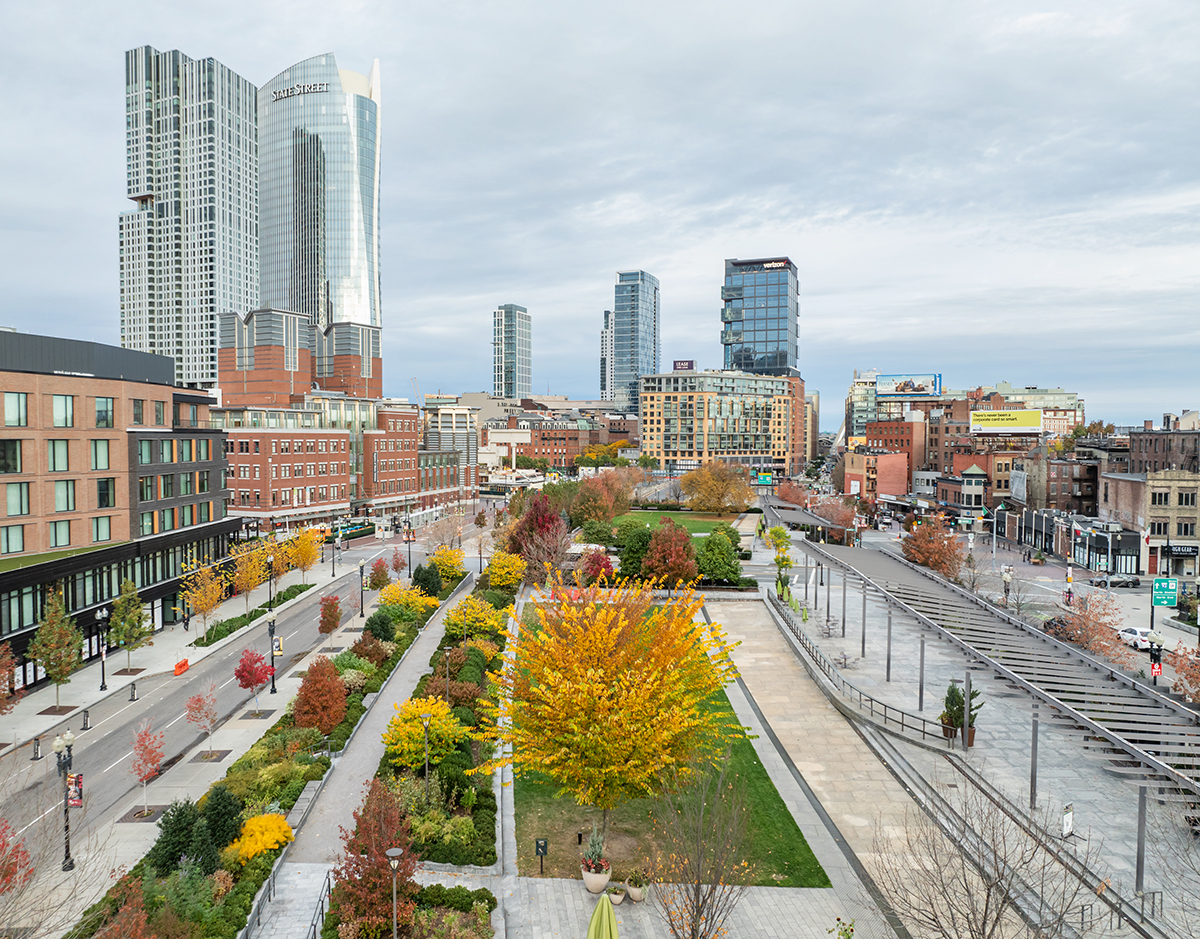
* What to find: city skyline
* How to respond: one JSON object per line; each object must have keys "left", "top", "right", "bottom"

{"left": 0, "top": 2, "right": 1195, "bottom": 427}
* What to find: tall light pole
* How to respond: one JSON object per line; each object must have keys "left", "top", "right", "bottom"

{"left": 52, "top": 730, "right": 76, "bottom": 871}
{"left": 95, "top": 607, "right": 109, "bottom": 692}
{"left": 386, "top": 847, "right": 404, "bottom": 939}
{"left": 267, "top": 554, "right": 274, "bottom": 608}
{"left": 420, "top": 712, "right": 432, "bottom": 804}
{"left": 359, "top": 559, "right": 366, "bottom": 618}
{"left": 267, "top": 612, "right": 277, "bottom": 695}
{"left": 405, "top": 516, "right": 413, "bottom": 575}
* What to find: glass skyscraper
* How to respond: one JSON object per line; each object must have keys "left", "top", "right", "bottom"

{"left": 493, "top": 304, "right": 531, "bottom": 399}
{"left": 119, "top": 46, "right": 258, "bottom": 388}
{"left": 611, "top": 270, "right": 660, "bottom": 413}
{"left": 720, "top": 257, "right": 800, "bottom": 377}
{"left": 258, "top": 55, "right": 382, "bottom": 331}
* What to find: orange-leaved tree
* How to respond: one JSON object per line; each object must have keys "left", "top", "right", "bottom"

{"left": 1063, "top": 592, "right": 1132, "bottom": 666}
{"left": 901, "top": 514, "right": 965, "bottom": 581}
{"left": 131, "top": 718, "right": 164, "bottom": 817}
{"left": 476, "top": 572, "right": 742, "bottom": 837}
{"left": 1166, "top": 643, "right": 1200, "bottom": 700}
{"left": 294, "top": 656, "right": 347, "bottom": 735}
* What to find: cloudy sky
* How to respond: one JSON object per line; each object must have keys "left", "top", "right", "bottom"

{"left": 1, "top": 1, "right": 1196, "bottom": 429}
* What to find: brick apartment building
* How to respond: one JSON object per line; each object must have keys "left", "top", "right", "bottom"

{"left": 481, "top": 413, "right": 609, "bottom": 470}
{"left": 864, "top": 417, "right": 927, "bottom": 481}
{"left": 1100, "top": 468, "right": 1199, "bottom": 581}
{"left": 843, "top": 449, "right": 908, "bottom": 504}
{"left": 1129, "top": 424, "right": 1200, "bottom": 474}
{"left": 950, "top": 451, "right": 1022, "bottom": 508}
{"left": 1, "top": 333, "right": 235, "bottom": 688}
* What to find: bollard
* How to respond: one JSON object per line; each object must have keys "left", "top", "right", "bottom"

{"left": 81, "top": 709, "right": 91, "bottom": 732}
{"left": 129, "top": 681, "right": 137, "bottom": 702}
{"left": 31, "top": 736, "right": 42, "bottom": 761}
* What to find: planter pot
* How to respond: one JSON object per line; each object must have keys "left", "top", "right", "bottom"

{"left": 581, "top": 867, "right": 611, "bottom": 894}
{"left": 967, "top": 726, "right": 976, "bottom": 747}
{"left": 940, "top": 723, "right": 958, "bottom": 740}
{"left": 625, "top": 883, "right": 645, "bottom": 903}
{"left": 608, "top": 890, "right": 626, "bottom": 905}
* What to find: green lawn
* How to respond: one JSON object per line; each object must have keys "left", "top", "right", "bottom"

{"left": 0, "top": 541, "right": 125, "bottom": 573}
{"left": 613, "top": 510, "right": 739, "bottom": 536}
{"left": 512, "top": 687, "right": 829, "bottom": 887}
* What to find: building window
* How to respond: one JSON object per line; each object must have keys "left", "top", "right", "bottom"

{"left": 0, "top": 440, "right": 20, "bottom": 474}
{"left": 139, "top": 476, "right": 154, "bottom": 501}
{"left": 95, "top": 397, "right": 115, "bottom": 429}
{"left": 140, "top": 511, "right": 154, "bottom": 536}
{"left": 1150, "top": 521, "right": 1169, "bottom": 536}
{"left": 197, "top": 438, "right": 210, "bottom": 461}
{"left": 6, "top": 483, "right": 29, "bottom": 517}
{"left": 138, "top": 440, "right": 153, "bottom": 464}
{"left": 198, "top": 502, "right": 210, "bottom": 523}
{"left": 97, "top": 477, "right": 116, "bottom": 509}
{"left": 180, "top": 504, "right": 194, "bottom": 527}
{"left": 198, "top": 471, "right": 210, "bottom": 494}
{"left": 1179, "top": 521, "right": 1197, "bottom": 537}
{"left": 1151, "top": 491, "right": 1170, "bottom": 505}
{"left": 92, "top": 516, "right": 111, "bottom": 542}
{"left": 52, "top": 395, "right": 74, "bottom": 428}
{"left": 154, "top": 401, "right": 165, "bottom": 425}
{"left": 49, "top": 519, "right": 69, "bottom": 547}
{"left": 179, "top": 439, "right": 193, "bottom": 462}
{"left": 180, "top": 472, "right": 193, "bottom": 496}
{"left": 160, "top": 440, "right": 173, "bottom": 463}
{"left": 91, "top": 439, "right": 110, "bottom": 471}
{"left": 159, "top": 475, "right": 174, "bottom": 499}
{"left": 0, "top": 524, "right": 23, "bottom": 554}
{"left": 54, "top": 479, "right": 76, "bottom": 512}
{"left": 159, "top": 508, "right": 174, "bottom": 531}
{"left": 47, "top": 440, "right": 69, "bottom": 472}
{"left": 4, "top": 393, "right": 27, "bottom": 427}
{"left": 1180, "top": 492, "right": 1198, "bottom": 507}
{"left": 132, "top": 399, "right": 144, "bottom": 425}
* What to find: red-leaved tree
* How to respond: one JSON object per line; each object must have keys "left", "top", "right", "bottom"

{"left": 320, "top": 594, "right": 342, "bottom": 637}
{"left": 901, "top": 514, "right": 965, "bottom": 580}
{"left": 368, "top": 558, "right": 391, "bottom": 590}
{"left": 777, "top": 479, "right": 809, "bottom": 506}
{"left": 641, "top": 519, "right": 699, "bottom": 588}
{"left": 0, "top": 643, "right": 22, "bottom": 719}
{"left": 185, "top": 679, "right": 219, "bottom": 759}
{"left": 293, "top": 656, "right": 347, "bottom": 735}
{"left": 329, "top": 778, "right": 418, "bottom": 935}
{"left": 234, "top": 647, "right": 274, "bottom": 711}
{"left": 580, "top": 548, "right": 615, "bottom": 585}
{"left": 390, "top": 547, "right": 407, "bottom": 579}
{"left": 131, "top": 718, "right": 164, "bottom": 817}
{"left": 509, "top": 492, "right": 570, "bottom": 584}
{"left": 0, "top": 818, "right": 33, "bottom": 898}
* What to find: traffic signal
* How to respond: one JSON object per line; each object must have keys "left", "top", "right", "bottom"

{"left": 1150, "top": 644, "right": 1162, "bottom": 665}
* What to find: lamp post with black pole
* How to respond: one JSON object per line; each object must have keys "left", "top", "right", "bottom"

{"left": 359, "top": 559, "right": 366, "bottom": 618}
{"left": 405, "top": 517, "right": 413, "bottom": 574}
{"left": 95, "top": 607, "right": 109, "bottom": 692}
{"left": 420, "top": 712, "right": 432, "bottom": 804}
{"left": 267, "top": 554, "right": 274, "bottom": 608}
{"left": 386, "top": 847, "right": 404, "bottom": 939}
{"left": 52, "top": 730, "right": 76, "bottom": 871}
{"left": 267, "top": 612, "right": 278, "bottom": 695}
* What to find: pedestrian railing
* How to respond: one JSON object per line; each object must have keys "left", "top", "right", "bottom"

{"left": 306, "top": 870, "right": 333, "bottom": 939}
{"left": 241, "top": 843, "right": 286, "bottom": 938}
{"left": 767, "top": 590, "right": 947, "bottom": 743}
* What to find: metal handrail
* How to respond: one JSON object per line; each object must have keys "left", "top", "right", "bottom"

{"left": 241, "top": 843, "right": 286, "bottom": 938}
{"left": 306, "top": 870, "right": 333, "bottom": 939}
{"left": 767, "top": 590, "right": 946, "bottom": 743}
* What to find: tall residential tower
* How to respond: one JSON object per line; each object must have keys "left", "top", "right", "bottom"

{"left": 610, "top": 270, "right": 660, "bottom": 413}
{"left": 493, "top": 304, "right": 531, "bottom": 399}
{"left": 720, "top": 257, "right": 800, "bottom": 377}
{"left": 118, "top": 46, "right": 258, "bottom": 388}
{"left": 599, "top": 309, "right": 615, "bottom": 401}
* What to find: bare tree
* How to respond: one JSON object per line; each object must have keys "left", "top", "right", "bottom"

{"left": 1148, "top": 791, "right": 1200, "bottom": 938}
{"left": 653, "top": 759, "right": 751, "bottom": 939}
{"left": 867, "top": 783, "right": 1106, "bottom": 939}
{"left": 963, "top": 554, "right": 982, "bottom": 594}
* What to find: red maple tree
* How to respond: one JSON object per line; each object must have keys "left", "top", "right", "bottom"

{"left": 1167, "top": 643, "right": 1200, "bottom": 700}
{"left": 509, "top": 492, "right": 570, "bottom": 582}
{"left": 580, "top": 548, "right": 615, "bottom": 585}
{"left": 390, "top": 547, "right": 408, "bottom": 578}
{"left": 185, "top": 679, "right": 219, "bottom": 758}
{"left": 777, "top": 479, "right": 809, "bottom": 506}
{"left": 130, "top": 718, "right": 164, "bottom": 817}
{"left": 368, "top": 558, "right": 391, "bottom": 589}
{"left": 319, "top": 594, "right": 343, "bottom": 636}
{"left": 641, "top": 519, "right": 698, "bottom": 588}
{"left": 329, "top": 778, "right": 418, "bottom": 934}
{"left": 293, "top": 656, "right": 347, "bottom": 735}
{"left": 0, "top": 643, "right": 22, "bottom": 719}
{"left": 0, "top": 818, "right": 33, "bottom": 898}
{"left": 234, "top": 647, "right": 274, "bottom": 711}
{"left": 95, "top": 875, "right": 153, "bottom": 939}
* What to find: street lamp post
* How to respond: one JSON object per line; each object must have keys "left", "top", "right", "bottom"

{"left": 386, "top": 847, "right": 404, "bottom": 939}
{"left": 267, "top": 554, "right": 274, "bottom": 608}
{"left": 267, "top": 613, "right": 277, "bottom": 695}
{"left": 359, "top": 559, "right": 366, "bottom": 618}
{"left": 52, "top": 730, "right": 76, "bottom": 871}
{"left": 405, "top": 517, "right": 413, "bottom": 574}
{"left": 420, "top": 713, "right": 432, "bottom": 804}
{"left": 95, "top": 607, "right": 109, "bottom": 692}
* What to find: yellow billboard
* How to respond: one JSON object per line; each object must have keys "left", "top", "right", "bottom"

{"left": 970, "top": 409, "right": 1043, "bottom": 434}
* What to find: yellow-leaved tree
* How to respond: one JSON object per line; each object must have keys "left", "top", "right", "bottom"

{"left": 288, "top": 528, "right": 322, "bottom": 581}
{"left": 476, "top": 573, "right": 743, "bottom": 836}
{"left": 485, "top": 550, "right": 526, "bottom": 591}
{"left": 229, "top": 541, "right": 267, "bottom": 614}
{"left": 443, "top": 595, "right": 509, "bottom": 641}
{"left": 429, "top": 546, "right": 466, "bottom": 581}
{"left": 377, "top": 583, "right": 441, "bottom": 621}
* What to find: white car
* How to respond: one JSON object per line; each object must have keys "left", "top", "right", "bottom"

{"left": 1119, "top": 626, "right": 1151, "bottom": 651}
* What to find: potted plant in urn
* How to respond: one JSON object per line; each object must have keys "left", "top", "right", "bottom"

{"left": 581, "top": 825, "right": 611, "bottom": 893}
{"left": 606, "top": 885, "right": 627, "bottom": 905}
{"left": 941, "top": 681, "right": 983, "bottom": 745}
{"left": 625, "top": 869, "right": 649, "bottom": 903}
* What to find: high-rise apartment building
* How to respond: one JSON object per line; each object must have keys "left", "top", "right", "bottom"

{"left": 599, "top": 310, "right": 615, "bottom": 401}
{"left": 720, "top": 257, "right": 800, "bottom": 377}
{"left": 611, "top": 271, "right": 660, "bottom": 413}
{"left": 119, "top": 46, "right": 258, "bottom": 389}
{"left": 493, "top": 304, "right": 531, "bottom": 399}
{"left": 844, "top": 369, "right": 880, "bottom": 440}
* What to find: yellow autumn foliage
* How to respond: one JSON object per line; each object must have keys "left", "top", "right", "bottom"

{"left": 382, "top": 696, "right": 468, "bottom": 770}
{"left": 378, "top": 583, "right": 440, "bottom": 618}
{"left": 443, "top": 595, "right": 508, "bottom": 641}
{"left": 430, "top": 546, "right": 466, "bottom": 580}
{"left": 229, "top": 813, "right": 293, "bottom": 865}
{"left": 476, "top": 571, "right": 743, "bottom": 814}
{"left": 485, "top": 550, "right": 526, "bottom": 591}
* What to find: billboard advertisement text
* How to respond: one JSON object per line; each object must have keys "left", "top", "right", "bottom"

{"left": 970, "top": 409, "right": 1044, "bottom": 435}
{"left": 876, "top": 373, "right": 942, "bottom": 397}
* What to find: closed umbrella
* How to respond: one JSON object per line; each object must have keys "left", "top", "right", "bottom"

{"left": 586, "top": 893, "right": 619, "bottom": 939}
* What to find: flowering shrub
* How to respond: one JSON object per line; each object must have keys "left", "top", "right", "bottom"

{"left": 443, "top": 595, "right": 507, "bottom": 641}
{"left": 382, "top": 697, "right": 468, "bottom": 771}
{"left": 228, "top": 813, "right": 293, "bottom": 865}
{"left": 466, "top": 638, "right": 499, "bottom": 661}
{"left": 430, "top": 546, "right": 466, "bottom": 580}
{"left": 485, "top": 550, "right": 526, "bottom": 591}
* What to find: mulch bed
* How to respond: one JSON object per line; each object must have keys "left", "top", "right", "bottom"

{"left": 118, "top": 805, "right": 168, "bottom": 824}
{"left": 239, "top": 710, "right": 277, "bottom": 720}
{"left": 112, "top": 668, "right": 146, "bottom": 676}
{"left": 38, "top": 705, "right": 77, "bottom": 716}
{"left": 189, "top": 749, "right": 233, "bottom": 764}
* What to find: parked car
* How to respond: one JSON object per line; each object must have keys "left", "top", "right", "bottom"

{"left": 1088, "top": 573, "right": 1141, "bottom": 588}
{"left": 1119, "top": 626, "right": 1152, "bottom": 650}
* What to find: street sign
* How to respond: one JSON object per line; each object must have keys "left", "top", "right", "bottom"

{"left": 1153, "top": 578, "right": 1180, "bottom": 607}
{"left": 1152, "top": 663, "right": 1163, "bottom": 677}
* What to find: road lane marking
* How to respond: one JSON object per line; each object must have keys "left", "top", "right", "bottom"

{"left": 104, "top": 749, "right": 134, "bottom": 773}
{"left": 17, "top": 804, "right": 55, "bottom": 834}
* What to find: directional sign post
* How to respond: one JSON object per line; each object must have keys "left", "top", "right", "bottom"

{"left": 1151, "top": 577, "right": 1180, "bottom": 636}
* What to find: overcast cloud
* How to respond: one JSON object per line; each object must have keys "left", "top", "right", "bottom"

{"left": 0, "top": 1, "right": 1196, "bottom": 428}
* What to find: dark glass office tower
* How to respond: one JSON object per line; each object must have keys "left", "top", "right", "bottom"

{"left": 612, "top": 270, "right": 660, "bottom": 413}
{"left": 720, "top": 257, "right": 800, "bottom": 377}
